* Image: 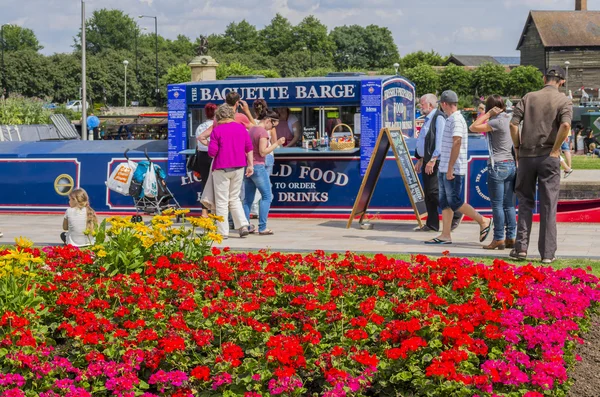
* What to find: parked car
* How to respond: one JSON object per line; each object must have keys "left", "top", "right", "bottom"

{"left": 65, "top": 100, "right": 89, "bottom": 112}
{"left": 43, "top": 103, "right": 58, "bottom": 110}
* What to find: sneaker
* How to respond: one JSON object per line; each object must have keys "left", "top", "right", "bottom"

{"left": 239, "top": 226, "right": 249, "bottom": 238}
{"left": 541, "top": 258, "right": 556, "bottom": 264}
{"left": 0, "top": 231, "right": 3, "bottom": 238}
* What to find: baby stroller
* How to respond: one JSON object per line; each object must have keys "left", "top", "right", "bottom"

{"left": 124, "top": 149, "right": 182, "bottom": 222}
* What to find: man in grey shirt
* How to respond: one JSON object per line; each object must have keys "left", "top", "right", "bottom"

{"left": 509, "top": 66, "right": 573, "bottom": 263}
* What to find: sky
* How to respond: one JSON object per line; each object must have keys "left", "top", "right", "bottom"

{"left": 2, "top": 0, "right": 599, "bottom": 59}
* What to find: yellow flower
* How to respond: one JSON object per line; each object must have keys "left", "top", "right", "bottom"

{"left": 15, "top": 236, "right": 34, "bottom": 248}
{"left": 171, "top": 228, "right": 182, "bottom": 235}
{"left": 207, "top": 232, "right": 223, "bottom": 244}
{"left": 162, "top": 208, "right": 175, "bottom": 215}
{"left": 141, "top": 237, "right": 155, "bottom": 248}
{"left": 208, "top": 214, "right": 224, "bottom": 223}
{"left": 174, "top": 209, "right": 190, "bottom": 216}
{"left": 97, "top": 250, "right": 107, "bottom": 258}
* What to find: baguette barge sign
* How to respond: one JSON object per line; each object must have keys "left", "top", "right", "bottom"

{"left": 186, "top": 80, "right": 361, "bottom": 106}
{"left": 347, "top": 128, "right": 427, "bottom": 228}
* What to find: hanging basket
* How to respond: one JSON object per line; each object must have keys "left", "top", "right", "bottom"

{"left": 329, "top": 123, "right": 355, "bottom": 151}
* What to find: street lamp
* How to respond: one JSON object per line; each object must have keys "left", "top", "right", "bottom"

{"left": 81, "top": 0, "right": 88, "bottom": 140}
{"left": 393, "top": 63, "right": 400, "bottom": 75}
{"left": 123, "top": 60, "right": 129, "bottom": 111}
{"left": 564, "top": 60, "right": 570, "bottom": 95}
{"left": 138, "top": 15, "right": 159, "bottom": 106}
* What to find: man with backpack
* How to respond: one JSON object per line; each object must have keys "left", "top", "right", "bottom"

{"left": 414, "top": 93, "right": 463, "bottom": 232}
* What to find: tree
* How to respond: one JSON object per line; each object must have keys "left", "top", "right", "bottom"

{"left": 0, "top": 24, "right": 42, "bottom": 52}
{"left": 260, "top": 14, "right": 294, "bottom": 58}
{"left": 161, "top": 64, "right": 191, "bottom": 87}
{"left": 168, "top": 35, "right": 195, "bottom": 60}
{"left": 471, "top": 63, "right": 508, "bottom": 97}
{"left": 401, "top": 50, "right": 446, "bottom": 70}
{"left": 507, "top": 66, "right": 544, "bottom": 97}
{"left": 403, "top": 64, "right": 440, "bottom": 98}
{"left": 440, "top": 64, "right": 472, "bottom": 97}
{"left": 77, "top": 9, "right": 138, "bottom": 54}
{"left": 47, "top": 53, "right": 81, "bottom": 103}
{"left": 210, "top": 20, "right": 260, "bottom": 54}
{"left": 363, "top": 25, "right": 399, "bottom": 69}
{"left": 3, "top": 51, "right": 52, "bottom": 98}
{"left": 292, "top": 16, "right": 335, "bottom": 58}
{"left": 330, "top": 26, "right": 369, "bottom": 70}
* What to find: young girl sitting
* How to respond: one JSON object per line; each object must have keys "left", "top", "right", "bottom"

{"left": 61, "top": 188, "right": 98, "bottom": 247}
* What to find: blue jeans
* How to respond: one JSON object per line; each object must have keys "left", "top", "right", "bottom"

{"left": 243, "top": 165, "right": 273, "bottom": 232}
{"left": 487, "top": 161, "right": 517, "bottom": 241}
{"left": 438, "top": 173, "right": 464, "bottom": 212}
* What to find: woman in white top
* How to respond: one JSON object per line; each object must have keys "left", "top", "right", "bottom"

{"left": 61, "top": 188, "right": 97, "bottom": 247}
{"left": 195, "top": 103, "right": 218, "bottom": 217}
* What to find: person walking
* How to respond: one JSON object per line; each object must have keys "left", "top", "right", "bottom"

{"left": 194, "top": 103, "right": 218, "bottom": 217}
{"left": 425, "top": 90, "right": 493, "bottom": 245}
{"left": 469, "top": 95, "right": 517, "bottom": 250}
{"left": 414, "top": 93, "right": 462, "bottom": 232}
{"left": 207, "top": 104, "right": 254, "bottom": 238}
{"left": 509, "top": 66, "right": 573, "bottom": 263}
{"left": 242, "top": 109, "right": 286, "bottom": 235}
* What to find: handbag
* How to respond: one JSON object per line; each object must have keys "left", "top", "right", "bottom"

{"left": 142, "top": 163, "right": 158, "bottom": 198}
{"left": 187, "top": 151, "right": 204, "bottom": 173}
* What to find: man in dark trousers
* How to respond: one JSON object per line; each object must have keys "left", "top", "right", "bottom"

{"left": 509, "top": 66, "right": 572, "bottom": 263}
{"left": 414, "top": 93, "right": 463, "bottom": 232}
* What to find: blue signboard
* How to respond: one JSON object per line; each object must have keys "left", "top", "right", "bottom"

{"left": 167, "top": 85, "right": 188, "bottom": 176}
{"left": 382, "top": 77, "right": 416, "bottom": 138}
{"left": 359, "top": 80, "right": 382, "bottom": 176}
{"left": 186, "top": 79, "right": 361, "bottom": 107}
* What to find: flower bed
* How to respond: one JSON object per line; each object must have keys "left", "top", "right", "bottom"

{"left": 0, "top": 215, "right": 599, "bottom": 397}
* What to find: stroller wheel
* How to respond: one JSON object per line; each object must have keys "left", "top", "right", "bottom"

{"left": 131, "top": 215, "right": 143, "bottom": 223}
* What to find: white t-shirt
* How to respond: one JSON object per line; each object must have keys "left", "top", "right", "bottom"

{"left": 195, "top": 120, "right": 213, "bottom": 152}
{"left": 64, "top": 207, "right": 94, "bottom": 247}
{"left": 439, "top": 110, "right": 469, "bottom": 175}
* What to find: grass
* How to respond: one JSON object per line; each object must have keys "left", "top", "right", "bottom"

{"left": 571, "top": 155, "right": 600, "bottom": 170}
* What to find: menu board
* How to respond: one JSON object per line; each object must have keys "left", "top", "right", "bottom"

{"left": 302, "top": 126, "right": 318, "bottom": 141}
{"left": 387, "top": 129, "right": 427, "bottom": 216}
{"left": 167, "top": 85, "right": 188, "bottom": 177}
{"left": 360, "top": 80, "right": 382, "bottom": 176}
{"left": 347, "top": 128, "right": 427, "bottom": 228}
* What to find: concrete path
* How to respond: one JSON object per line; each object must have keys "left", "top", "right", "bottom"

{"left": 1, "top": 214, "right": 598, "bottom": 260}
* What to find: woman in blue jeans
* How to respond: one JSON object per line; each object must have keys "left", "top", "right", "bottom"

{"left": 243, "top": 109, "right": 286, "bottom": 235}
{"left": 469, "top": 95, "right": 517, "bottom": 250}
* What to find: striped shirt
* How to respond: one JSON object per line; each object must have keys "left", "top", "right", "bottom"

{"left": 439, "top": 110, "right": 468, "bottom": 175}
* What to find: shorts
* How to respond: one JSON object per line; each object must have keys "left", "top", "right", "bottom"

{"left": 439, "top": 173, "right": 465, "bottom": 212}
{"left": 561, "top": 141, "right": 570, "bottom": 151}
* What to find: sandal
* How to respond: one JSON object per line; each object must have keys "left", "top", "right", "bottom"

{"left": 424, "top": 237, "right": 452, "bottom": 245}
{"left": 239, "top": 226, "right": 249, "bottom": 238}
{"left": 479, "top": 218, "right": 493, "bottom": 242}
{"left": 248, "top": 224, "right": 257, "bottom": 234}
{"left": 509, "top": 249, "right": 527, "bottom": 260}
{"left": 259, "top": 229, "right": 274, "bottom": 235}
{"left": 564, "top": 169, "right": 573, "bottom": 178}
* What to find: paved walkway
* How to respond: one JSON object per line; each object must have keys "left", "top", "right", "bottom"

{"left": 1, "top": 214, "right": 598, "bottom": 259}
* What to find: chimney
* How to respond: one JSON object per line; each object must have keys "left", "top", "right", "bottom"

{"left": 576, "top": 0, "right": 587, "bottom": 11}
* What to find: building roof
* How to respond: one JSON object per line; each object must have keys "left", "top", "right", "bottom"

{"left": 493, "top": 56, "right": 521, "bottom": 65}
{"left": 517, "top": 11, "right": 600, "bottom": 49}
{"left": 444, "top": 55, "right": 500, "bottom": 67}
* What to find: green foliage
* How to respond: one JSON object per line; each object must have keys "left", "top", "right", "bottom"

{"left": 401, "top": 50, "right": 446, "bottom": 70}
{"left": 440, "top": 64, "right": 473, "bottom": 97}
{"left": 0, "top": 24, "right": 42, "bottom": 52}
{"left": 260, "top": 14, "right": 294, "bottom": 58}
{"left": 363, "top": 25, "right": 400, "bottom": 69}
{"left": 52, "top": 105, "right": 81, "bottom": 122}
{"left": 292, "top": 15, "right": 335, "bottom": 57}
{"left": 79, "top": 9, "right": 139, "bottom": 54}
{"left": 507, "top": 66, "right": 544, "bottom": 97}
{"left": 3, "top": 51, "right": 52, "bottom": 98}
{"left": 404, "top": 64, "right": 440, "bottom": 98}
{"left": 210, "top": 20, "right": 260, "bottom": 54}
{"left": 161, "top": 64, "right": 192, "bottom": 87}
{"left": 0, "top": 95, "right": 51, "bottom": 124}
{"left": 471, "top": 63, "right": 508, "bottom": 97}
